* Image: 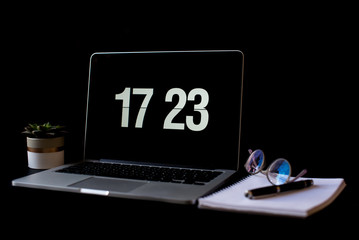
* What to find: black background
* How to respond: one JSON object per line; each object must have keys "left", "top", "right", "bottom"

{"left": 2, "top": 3, "right": 357, "bottom": 237}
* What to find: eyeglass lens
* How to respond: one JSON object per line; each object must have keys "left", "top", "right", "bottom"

{"left": 244, "top": 149, "right": 265, "bottom": 174}
{"left": 266, "top": 158, "right": 291, "bottom": 185}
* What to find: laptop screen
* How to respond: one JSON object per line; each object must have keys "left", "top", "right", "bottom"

{"left": 84, "top": 50, "right": 244, "bottom": 170}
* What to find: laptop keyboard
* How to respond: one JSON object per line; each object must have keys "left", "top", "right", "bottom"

{"left": 56, "top": 162, "right": 223, "bottom": 185}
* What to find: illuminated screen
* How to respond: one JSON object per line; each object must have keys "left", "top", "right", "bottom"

{"left": 84, "top": 50, "right": 244, "bottom": 170}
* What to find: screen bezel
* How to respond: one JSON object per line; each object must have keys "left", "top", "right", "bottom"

{"left": 83, "top": 50, "right": 244, "bottom": 170}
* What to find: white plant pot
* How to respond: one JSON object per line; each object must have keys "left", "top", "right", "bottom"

{"left": 26, "top": 137, "right": 65, "bottom": 169}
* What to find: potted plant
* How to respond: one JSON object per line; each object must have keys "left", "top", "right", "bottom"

{"left": 22, "top": 122, "right": 68, "bottom": 169}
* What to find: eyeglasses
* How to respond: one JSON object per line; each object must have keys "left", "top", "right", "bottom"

{"left": 244, "top": 149, "right": 307, "bottom": 185}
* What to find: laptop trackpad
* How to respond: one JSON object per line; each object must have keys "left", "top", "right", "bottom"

{"left": 70, "top": 177, "right": 146, "bottom": 193}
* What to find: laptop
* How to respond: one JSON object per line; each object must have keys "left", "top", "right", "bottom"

{"left": 12, "top": 50, "right": 244, "bottom": 204}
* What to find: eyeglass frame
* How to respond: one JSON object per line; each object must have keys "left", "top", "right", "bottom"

{"left": 244, "top": 149, "right": 307, "bottom": 185}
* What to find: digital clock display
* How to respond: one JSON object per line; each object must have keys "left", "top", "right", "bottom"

{"left": 85, "top": 50, "right": 244, "bottom": 170}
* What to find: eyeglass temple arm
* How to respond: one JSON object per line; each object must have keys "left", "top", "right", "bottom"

{"left": 289, "top": 169, "right": 307, "bottom": 183}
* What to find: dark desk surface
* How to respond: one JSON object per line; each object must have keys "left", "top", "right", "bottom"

{"left": 4, "top": 164, "right": 354, "bottom": 238}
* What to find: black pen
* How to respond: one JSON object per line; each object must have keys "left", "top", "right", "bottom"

{"left": 245, "top": 179, "right": 314, "bottom": 199}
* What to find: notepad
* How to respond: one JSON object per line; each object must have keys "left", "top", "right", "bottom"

{"left": 198, "top": 174, "right": 346, "bottom": 218}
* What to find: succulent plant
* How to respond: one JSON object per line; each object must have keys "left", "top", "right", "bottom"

{"left": 22, "top": 122, "right": 68, "bottom": 138}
